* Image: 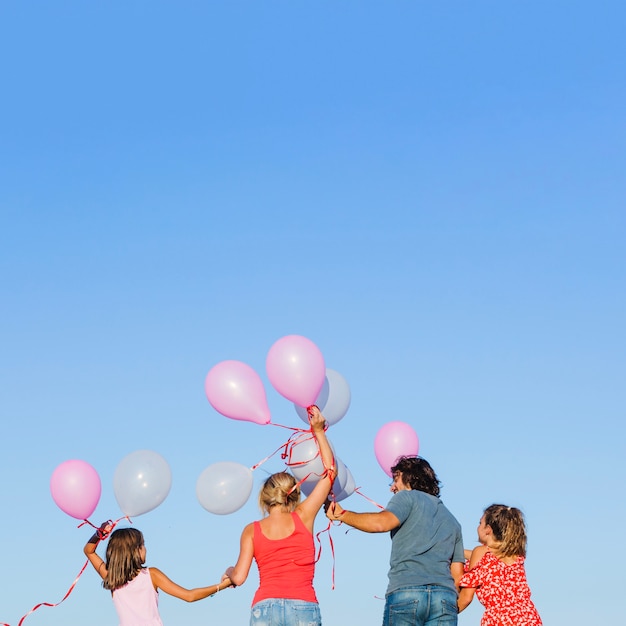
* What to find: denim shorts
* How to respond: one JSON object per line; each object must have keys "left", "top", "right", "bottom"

{"left": 250, "top": 598, "right": 321, "bottom": 626}
{"left": 383, "top": 585, "right": 458, "bottom": 626}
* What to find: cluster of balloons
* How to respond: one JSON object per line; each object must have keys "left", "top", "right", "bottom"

{"left": 200, "top": 335, "right": 355, "bottom": 515}
{"left": 200, "top": 334, "right": 423, "bottom": 514}
{"left": 49, "top": 335, "right": 421, "bottom": 523}
{"left": 50, "top": 450, "right": 172, "bottom": 521}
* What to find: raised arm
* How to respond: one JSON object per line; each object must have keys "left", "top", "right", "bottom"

{"left": 297, "top": 406, "right": 337, "bottom": 526}
{"left": 83, "top": 522, "right": 113, "bottom": 580}
{"left": 149, "top": 568, "right": 230, "bottom": 602}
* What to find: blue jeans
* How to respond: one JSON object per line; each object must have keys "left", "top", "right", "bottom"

{"left": 382, "top": 585, "right": 458, "bottom": 626}
{"left": 250, "top": 598, "right": 322, "bottom": 626}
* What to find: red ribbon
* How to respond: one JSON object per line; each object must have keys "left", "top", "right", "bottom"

{"left": 0, "top": 515, "right": 130, "bottom": 626}
{"left": 12, "top": 559, "right": 90, "bottom": 626}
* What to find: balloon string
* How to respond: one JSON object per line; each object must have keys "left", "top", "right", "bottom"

{"left": 77, "top": 514, "right": 131, "bottom": 532}
{"left": 327, "top": 523, "right": 336, "bottom": 590}
{"left": 315, "top": 519, "right": 338, "bottom": 590}
{"left": 269, "top": 421, "right": 309, "bottom": 433}
{"left": 352, "top": 487, "right": 385, "bottom": 510}
{"left": 11, "top": 559, "right": 89, "bottom": 626}
{"left": 323, "top": 489, "right": 384, "bottom": 593}
{"left": 3, "top": 515, "right": 132, "bottom": 626}
{"left": 289, "top": 519, "right": 337, "bottom": 591}
{"left": 250, "top": 425, "right": 311, "bottom": 471}
{"left": 250, "top": 437, "right": 297, "bottom": 471}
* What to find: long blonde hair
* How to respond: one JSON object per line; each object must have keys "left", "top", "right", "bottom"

{"left": 484, "top": 504, "right": 527, "bottom": 558}
{"left": 258, "top": 472, "right": 301, "bottom": 514}
{"left": 103, "top": 528, "right": 145, "bottom": 591}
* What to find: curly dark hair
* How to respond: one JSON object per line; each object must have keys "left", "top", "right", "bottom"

{"left": 390, "top": 456, "right": 441, "bottom": 497}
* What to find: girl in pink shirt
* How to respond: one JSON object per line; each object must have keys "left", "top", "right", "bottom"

{"left": 84, "top": 526, "right": 229, "bottom": 625}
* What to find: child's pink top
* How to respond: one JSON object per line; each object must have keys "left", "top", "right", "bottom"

{"left": 252, "top": 511, "right": 317, "bottom": 606}
{"left": 112, "top": 567, "right": 163, "bottom": 626}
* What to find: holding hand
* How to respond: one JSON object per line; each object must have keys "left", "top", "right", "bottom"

{"left": 307, "top": 405, "right": 326, "bottom": 433}
{"left": 87, "top": 520, "right": 113, "bottom": 544}
{"left": 222, "top": 567, "right": 236, "bottom": 588}
{"left": 324, "top": 500, "right": 345, "bottom": 521}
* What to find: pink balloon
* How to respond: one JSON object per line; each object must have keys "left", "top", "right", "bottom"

{"left": 205, "top": 360, "right": 271, "bottom": 425}
{"left": 50, "top": 459, "right": 102, "bottom": 520}
{"left": 374, "top": 421, "right": 420, "bottom": 477}
{"left": 266, "top": 335, "right": 326, "bottom": 408}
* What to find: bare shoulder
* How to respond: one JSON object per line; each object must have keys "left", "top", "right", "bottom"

{"left": 241, "top": 522, "right": 255, "bottom": 539}
{"left": 149, "top": 567, "right": 166, "bottom": 587}
{"left": 469, "top": 545, "right": 489, "bottom": 568}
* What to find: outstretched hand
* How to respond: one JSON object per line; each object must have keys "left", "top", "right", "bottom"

{"left": 324, "top": 499, "right": 345, "bottom": 521}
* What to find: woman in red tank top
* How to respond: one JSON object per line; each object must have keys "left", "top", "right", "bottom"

{"left": 225, "top": 406, "right": 336, "bottom": 626}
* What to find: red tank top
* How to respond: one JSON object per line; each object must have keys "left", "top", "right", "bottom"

{"left": 252, "top": 511, "right": 318, "bottom": 605}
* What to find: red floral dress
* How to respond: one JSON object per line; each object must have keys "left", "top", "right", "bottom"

{"left": 460, "top": 550, "right": 542, "bottom": 626}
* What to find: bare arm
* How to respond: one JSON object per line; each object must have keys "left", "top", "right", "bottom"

{"left": 468, "top": 545, "right": 489, "bottom": 568}
{"left": 297, "top": 406, "right": 337, "bottom": 527}
{"left": 457, "top": 545, "right": 488, "bottom": 612}
{"left": 224, "top": 522, "right": 255, "bottom": 587}
{"left": 457, "top": 586, "right": 476, "bottom": 612}
{"left": 83, "top": 522, "right": 113, "bottom": 580}
{"left": 451, "top": 560, "right": 465, "bottom": 590}
{"left": 325, "top": 501, "right": 400, "bottom": 533}
{"left": 149, "top": 568, "right": 230, "bottom": 602}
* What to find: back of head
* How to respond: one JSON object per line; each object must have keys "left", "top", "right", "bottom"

{"left": 391, "top": 456, "right": 441, "bottom": 497}
{"left": 104, "top": 528, "right": 145, "bottom": 591}
{"left": 259, "top": 472, "right": 301, "bottom": 513}
{"left": 484, "top": 504, "right": 527, "bottom": 558}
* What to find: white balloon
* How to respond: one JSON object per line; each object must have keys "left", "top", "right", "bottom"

{"left": 298, "top": 456, "right": 355, "bottom": 502}
{"left": 294, "top": 368, "right": 351, "bottom": 426}
{"left": 332, "top": 460, "right": 356, "bottom": 502}
{"left": 287, "top": 432, "right": 335, "bottom": 482}
{"left": 113, "top": 450, "right": 172, "bottom": 517}
{"left": 196, "top": 461, "right": 253, "bottom": 515}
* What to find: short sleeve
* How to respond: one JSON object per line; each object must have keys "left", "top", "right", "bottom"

{"left": 459, "top": 553, "right": 488, "bottom": 588}
{"left": 385, "top": 491, "right": 414, "bottom": 525}
{"left": 452, "top": 531, "right": 465, "bottom": 563}
{"left": 459, "top": 568, "right": 481, "bottom": 588}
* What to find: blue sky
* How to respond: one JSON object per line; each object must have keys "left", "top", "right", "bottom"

{"left": 1, "top": 2, "right": 624, "bottom": 625}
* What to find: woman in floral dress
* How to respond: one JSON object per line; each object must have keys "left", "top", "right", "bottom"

{"left": 458, "top": 504, "right": 542, "bottom": 625}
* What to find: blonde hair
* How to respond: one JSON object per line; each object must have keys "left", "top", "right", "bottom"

{"left": 484, "top": 504, "right": 527, "bottom": 558}
{"left": 103, "top": 528, "right": 145, "bottom": 591}
{"left": 258, "top": 472, "right": 301, "bottom": 514}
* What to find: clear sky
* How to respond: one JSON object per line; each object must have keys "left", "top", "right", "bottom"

{"left": 1, "top": 2, "right": 624, "bottom": 625}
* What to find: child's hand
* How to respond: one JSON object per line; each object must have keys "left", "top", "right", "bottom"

{"left": 98, "top": 520, "right": 113, "bottom": 540}
{"left": 223, "top": 567, "right": 236, "bottom": 587}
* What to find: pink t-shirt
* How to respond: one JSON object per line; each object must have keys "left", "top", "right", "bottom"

{"left": 252, "top": 511, "right": 317, "bottom": 605}
{"left": 112, "top": 567, "right": 163, "bottom": 626}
